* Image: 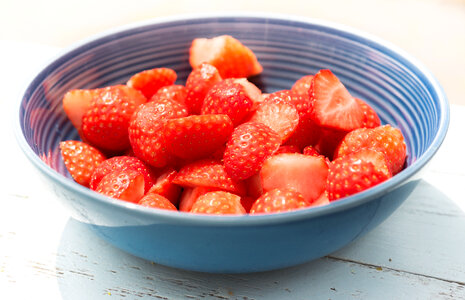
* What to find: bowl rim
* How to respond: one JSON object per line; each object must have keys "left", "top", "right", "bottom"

{"left": 15, "top": 12, "right": 450, "bottom": 226}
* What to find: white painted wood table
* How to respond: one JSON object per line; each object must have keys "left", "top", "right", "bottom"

{"left": 1, "top": 41, "right": 464, "bottom": 299}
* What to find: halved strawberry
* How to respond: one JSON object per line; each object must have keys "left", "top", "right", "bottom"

{"left": 260, "top": 153, "right": 329, "bottom": 204}
{"left": 355, "top": 98, "right": 381, "bottom": 128}
{"left": 189, "top": 35, "right": 263, "bottom": 79}
{"left": 201, "top": 79, "right": 254, "bottom": 126}
{"left": 327, "top": 149, "right": 392, "bottom": 201}
{"left": 89, "top": 156, "right": 157, "bottom": 193}
{"left": 291, "top": 75, "right": 314, "bottom": 100}
{"left": 173, "top": 159, "right": 246, "bottom": 195}
{"left": 147, "top": 168, "right": 182, "bottom": 205}
{"left": 126, "top": 67, "right": 177, "bottom": 99}
{"left": 138, "top": 193, "right": 177, "bottom": 211}
{"left": 95, "top": 169, "right": 145, "bottom": 203}
{"left": 249, "top": 188, "right": 309, "bottom": 214}
{"left": 232, "top": 78, "right": 263, "bottom": 109}
{"left": 150, "top": 84, "right": 187, "bottom": 105}
{"left": 223, "top": 122, "right": 281, "bottom": 181}
{"left": 60, "top": 140, "right": 106, "bottom": 187}
{"left": 164, "top": 114, "right": 234, "bottom": 160}
{"left": 178, "top": 186, "right": 218, "bottom": 212}
{"left": 184, "top": 63, "right": 223, "bottom": 114}
{"left": 81, "top": 85, "right": 146, "bottom": 153}
{"left": 128, "top": 98, "right": 188, "bottom": 168}
{"left": 190, "top": 191, "right": 246, "bottom": 215}
{"left": 335, "top": 125, "right": 407, "bottom": 174}
{"left": 309, "top": 69, "right": 364, "bottom": 131}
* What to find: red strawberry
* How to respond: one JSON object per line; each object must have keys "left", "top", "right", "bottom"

{"left": 173, "top": 159, "right": 246, "bottom": 195}
{"left": 138, "top": 193, "right": 177, "bottom": 211}
{"left": 248, "top": 100, "right": 299, "bottom": 143}
{"left": 62, "top": 88, "right": 100, "bottom": 137}
{"left": 164, "top": 114, "right": 234, "bottom": 160}
{"left": 147, "top": 168, "right": 182, "bottom": 205}
{"left": 95, "top": 169, "right": 145, "bottom": 203}
{"left": 201, "top": 79, "right": 254, "bottom": 126}
{"left": 223, "top": 122, "right": 281, "bottom": 181}
{"left": 291, "top": 75, "right": 314, "bottom": 99}
{"left": 260, "top": 153, "right": 328, "bottom": 204}
{"left": 126, "top": 67, "right": 177, "bottom": 99}
{"left": 150, "top": 84, "right": 187, "bottom": 105}
{"left": 240, "top": 196, "right": 256, "bottom": 213}
{"left": 249, "top": 188, "right": 309, "bottom": 214}
{"left": 275, "top": 145, "right": 301, "bottom": 155}
{"left": 185, "top": 63, "right": 223, "bottom": 114}
{"left": 335, "top": 125, "right": 407, "bottom": 175}
{"left": 327, "top": 149, "right": 392, "bottom": 201}
{"left": 81, "top": 85, "right": 146, "bottom": 153}
{"left": 128, "top": 98, "right": 188, "bottom": 168}
{"left": 189, "top": 35, "right": 263, "bottom": 79}
{"left": 302, "top": 145, "right": 321, "bottom": 157}
{"left": 190, "top": 191, "right": 246, "bottom": 215}
{"left": 60, "top": 140, "right": 106, "bottom": 187}
{"left": 309, "top": 69, "right": 364, "bottom": 131}
{"left": 355, "top": 98, "right": 381, "bottom": 128}
{"left": 232, "top": 78, "right": 263, "bottom": 109}
{"left": 313, "top": 191, "right": 330, "bottom": 207}
{"left": 244, "top": 173, "right": 263, "bottom": 199}
{"left": 178, "top": 186, "right": 218, "bottom": 212}
{"left": 89, "top": 156, "right": 157, "bottom": 193}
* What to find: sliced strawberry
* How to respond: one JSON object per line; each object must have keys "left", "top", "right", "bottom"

{"left": 313, "top": 191, "right": 330, "bottom": 207}
{"left": 81, "top": 85, "right": 146, "bottom": 153}
{"left": 89, "top": 156, "right": 157, "bottom": 193}
{"left": 249, "top": 188, "right": 309, "bottom": 214}
{"left": 178, "top": 186, "right": 218, "bottom": 212}
{"left": 302, "top": 145, "right": 321, "bottom": 157}
{"left": 275, "top": 145, "right": 301, "bottom": 155}
{"left": 190, "top": 191, "right": 246, "bottom": 215}
{"left": 128, "top": 98, "right": 188, "bottom": 168}
{"left": 291, "top": 75, "right": 314, "bottom": 100}
{"left": 313, "top": 128, "right": 348, "bottom": 160}
{"left": 60, "top": 140, "right": 106, "bottom": 187}
{"left": 147, "top": 168, "right": 182, "bottom": 205}
{"left": 150, "top": 84, "right": 187, "bottom": 105}
{"left": 244, "top": 173, "right": 263, "bottom": 199}
{"left": 248, "top": 100, "right": 299, "bottom": 143}
{"left": 232, "top": 78, "right": 263, "bottom": 109}
{"left": 138, "top": 193, "right": 177, "bottom": 211}
{"left": 327, "top": 149, "right": 392, "bottom": 201}
{"left": 184, "top": 63, "right": 222, "bottom": 114}
{"left": 309, "top": 69, "right": 364, "bottom": 131}
{"left": 260, "top": 153, "right": 329, "bottom": 204}
{"left": 335, "top": 125, "right": 407, "bottom": 174}
{"left": 173, "top": 159, "right": 246, "bottom": 195}
{"left": 95, "top": 169, "right": 145, "bottom": 203}
{"left": 189, "top": 35, "right": 263, "bottom": 79}
{"left": 164, "top": 114, "right": 234, "bottom": 160}
{"left": 223, "top": 122, "right": 281, "bottom": 181}
{"left": 62, "top": 88, "right": 100, "bottom": 137}
{"left": 127, "top": 67, "right": 177, "bottom": 99}
{"left": 355, "top": 98, "right": 381, "bottom": 128}
{"left": 201, "top": 79, "right": 254, "bottom": 126}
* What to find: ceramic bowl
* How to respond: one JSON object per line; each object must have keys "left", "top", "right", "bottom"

{"left": 15, "top": 14, "right": 449, "bottom": 273}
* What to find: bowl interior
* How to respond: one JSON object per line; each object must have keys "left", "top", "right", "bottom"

{"left": 18, "top": 15, "right": 448, "bottom": 208}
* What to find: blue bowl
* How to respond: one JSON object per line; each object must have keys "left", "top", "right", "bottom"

{"left": 15, "top": 14, "right": 449, "bottom": 273}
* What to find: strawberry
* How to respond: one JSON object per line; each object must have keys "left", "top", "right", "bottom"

{"left": 126, "top": 67, "right": 177, "bottom": 99}
{"left": 138, "top": 193, "right": 177, "bottom": 211}
{"left": 248, "top": 100, "right": 299, "bottom": 143}
{"left": 249, "top": 188, "right": 309, "bottom": 214}
{"left": 95, "top": 169, "right": 145, "bottom": 203}
{"left": 355, "top": 98, "right": 381, "bottom": 128}
{"left": 302, "top": 145, "right": 321, "bottom": 157}
{"left": 178, "top": 186, "right": 218, "bottom": 212}
{"left": 89, "top": 156, "right": 157, "bottom": 193}
{"left": 313, "top": 128, "right": 348, "bottom": 160}
{"left": 275, "top": 145, "right": 301, "bottom": 155}
{"left": 147, "top": 168, "right": 182, "bottom": 205}
{"left": 164, "top": 114, "right": 234, "bottom": 160}
{"left": 232, "top": 78, "right": 263, "bottom": 109}
{"left": 62, "top": 88, "right": 99, "bottom": 137}
{"left": 335, "top": 125, "right": 407, "bottom": 174}
{"left": 309, "top": 69, "right": 364, "bottom": 131}
{"left": 150, "top": 84, "right": 187, "bottom": 105}
{"left": 190, "top": 191, "right": 246, "bottom": 215}
{"left": 223, "top": 122, "right": 281, "bottom": 181}
{"left": 189, "top": 35, "right": 263, "bottom": 79}
{"left": 185, "top": 63, "right": 222, "bottom": 114}
{"left": 128, "top": 98, "right": 188, "bottom": 168}
{"left": 291, "top": 75, "right": 314, "bottom": 100}
{"left": 60, "top": 140, "right": 106, "bottom": 187}
{"left": 173, "top": 159, "right": 246, "bottom": 195}
{"left": 244, "top": 173, "right": 263, "bottom": 199}
{"left": 260, "top": 153, "right": 329, "bottom": 204}
{"left": 81, "top": 85, "right": 146, "bottom": 153}
{"left": 201, "top": 79, "right": 254, "bottom": 126}
{"left": 327, "top": 149, "right": 392, "bottom": 201}
{"left": 240, "top": 196, "right": 256, "bottom": 213}
{"left": 313, "top": 191, "right": 330, "bottom": 207}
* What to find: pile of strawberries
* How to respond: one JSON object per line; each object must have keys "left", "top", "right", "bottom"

{"left": 59, "top": 35, "right": 406, "bottom": 215}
